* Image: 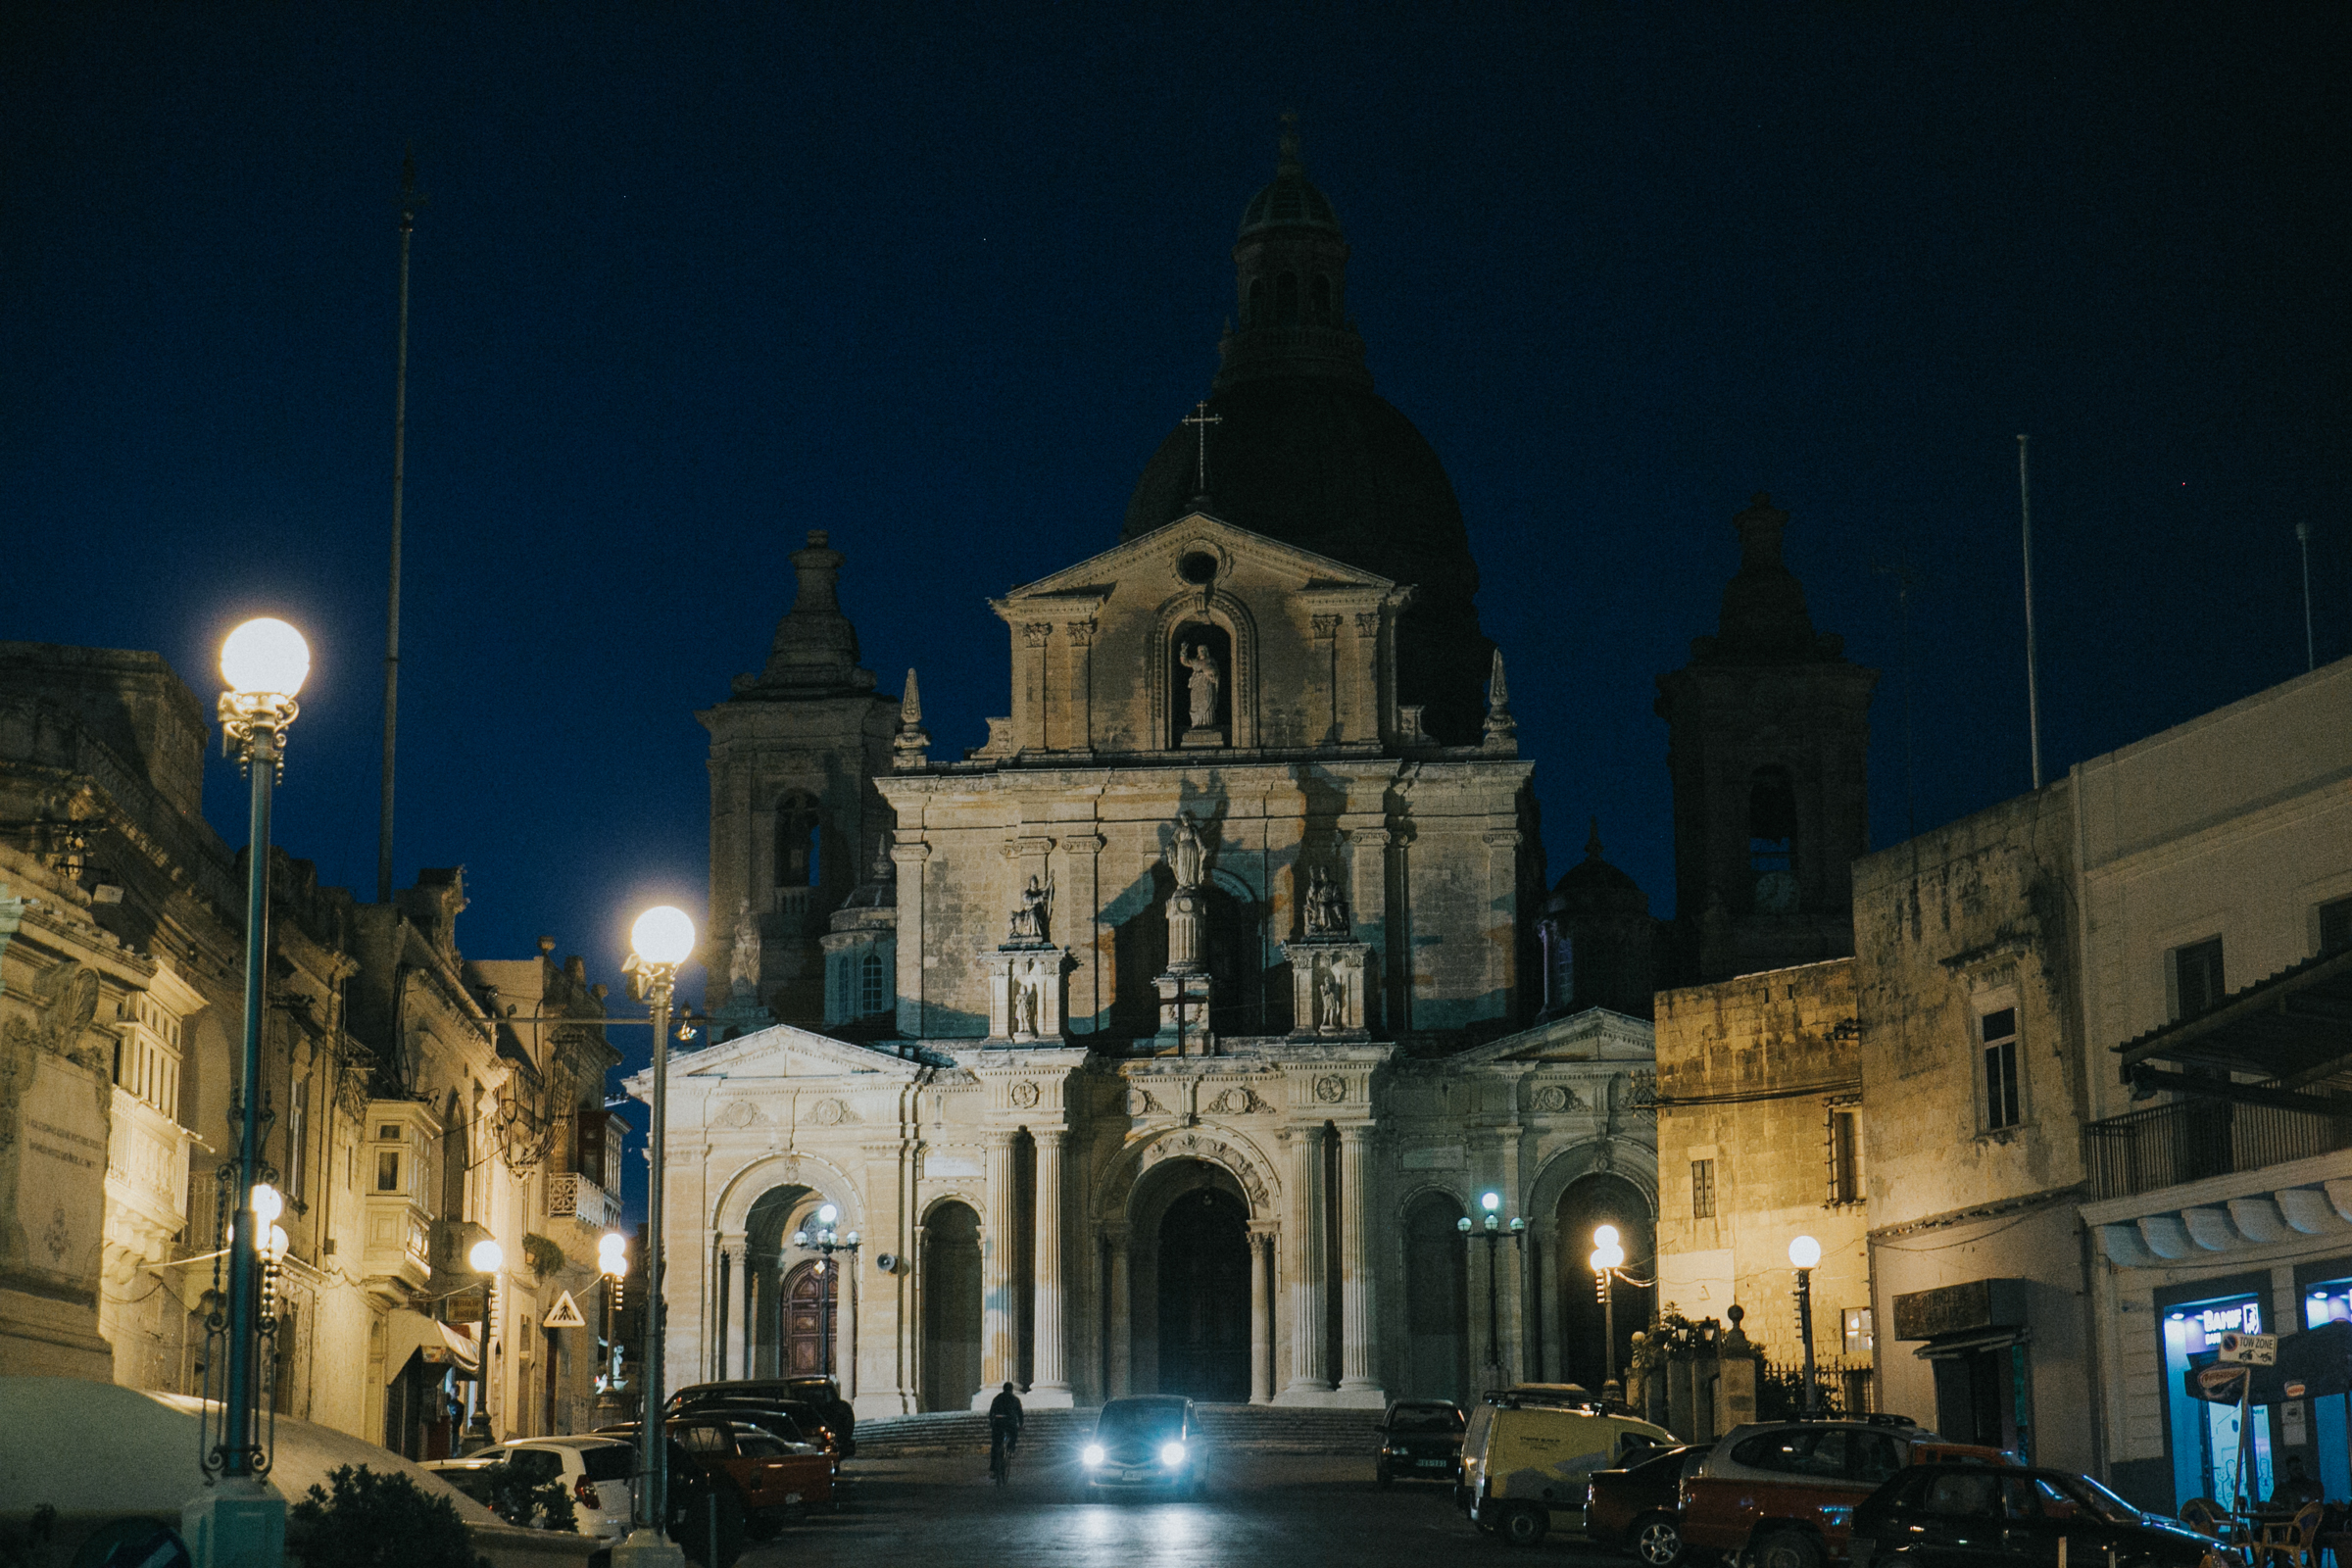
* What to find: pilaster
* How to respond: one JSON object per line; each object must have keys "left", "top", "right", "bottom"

{"left": 1278, "top": 1124, "right": 1330, "bottom": 1401}
{"left": 1029, "top": 1129, "right": 1071, "bottom": 1404}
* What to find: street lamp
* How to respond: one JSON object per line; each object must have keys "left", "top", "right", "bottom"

{"left": 789, "top": 1202, "right": 862, "bottom": 1380}
{"left": 467, "top": 1237, "right": 505, "bottom": 1446}
{"left": 617, "top": 905, "right": 694, "bottom": 1568}
{"left": 1457, "top": 1191, "right": 1527, "bottom": 1391}
{"left": 598, "top": 1231, "right": 629, "bottom": 1400}
{"left": 1788, "top": 1235, "right": 1822, "bottom": 1420}
{"left": 189, "top": 617, "right": 307, "bottom": 1566}
{"left": 1590, "top": 1225, "right": 1628, "bottom": 1398}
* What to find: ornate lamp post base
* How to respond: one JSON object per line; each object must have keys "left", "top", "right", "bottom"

{"left": 182, "top": 1476, "right": 284, "bottom": 1568}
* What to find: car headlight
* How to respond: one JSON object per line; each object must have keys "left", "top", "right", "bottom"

{"left": 1083, "top": 1445, "right": 1104, "bottom": 1467}
{"left": 1160, "top": 1442, "right": 1186, "bottom": 1467}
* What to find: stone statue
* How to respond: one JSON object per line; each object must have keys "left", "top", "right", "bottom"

{"left": 1167, "top": 812, "right": 1208, "bottom": 891}
{"left": 1315, "top": 962, "right": 1347, "bottom": 1032}
{"left": 1304, "top": 865, "right": 1349, "bottom": 937}
{"left": 1180, "top": 642, "right": 1221, "bottom": 729}
{"left": 1013, "top": 977, "right": 1040, "bottom": 1038}
{"left": 728, "top": 898, "right": 761, "bottom": 1000}
{"left": 1007, "top": 873, "right": 1053, "bottom": 945}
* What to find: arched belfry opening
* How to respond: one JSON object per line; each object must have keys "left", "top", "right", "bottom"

{"left": 775, "top": 792, "right": 821, "bottom": 891}
{"left": 1747, "top": 765, "right": 1798, "bottom": 913}
{"left": 1127, "top": 1158, "right": 1252, "bottom": 1400}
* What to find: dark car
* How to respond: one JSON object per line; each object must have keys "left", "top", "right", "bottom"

{"left": 1850, "top": 1464, "right": 2241, "bottom": 1568}
{"left": 1375, "top": 1399, "right": 1466, "bottom": 1488}
{"left": 677, "top": 1399, "right": 845, "bottom": 1473}
{"left": 1587, "top": 1445, "right": 1710, "bottom": 1566}
{"left": 1078, "top": 1396, "right": 1207, "bottom": 1497}
{"left": 671, "top": 1378, "right": 858, "bottom": 1458}
{"left": 582, "top": 1430, "right": 751, "bottom": 1568}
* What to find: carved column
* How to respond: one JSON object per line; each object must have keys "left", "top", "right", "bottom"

{"left": 1311, "top": 614, "right": 1342, "bottom": 743}
{"left": 741, "top": 1239, "right": 758, "bottom": 1379}
{"left": 1281, "top": 1126, "right": 1330, "bottom": 1398}
{"left": 1105, "top": 1226, "right": 1132, "bottom": 1398}
{"left": 1484, "top": 829, "right": 1523, "bottom": 1021}
{"left": 1029, "top": 1129, "right": 1070, "bottom": 1403}
{"left": 977, "top": 1130, "right": 1017, "bottom": 1401}
{"left": 892, "top": 841, "right": 931, "bottom": 1038}
{"left": 1350, "top": 611, "right": 1380, "bottom": 738}
{"left": 1336, "top": 1125, "right": 1380, "bottom": 1399}
{"left": 1022, "top": 621, "right": 1054, "bottom": 751}
{"left": 1345, "top": 824, "right": 1392, "bottom": 1036}
{"left": 1065, "top": 621, "right": 1096, "bottom": 755}
{"left": 1249, "top": 1223, "right": 1278, "bottom": 1405}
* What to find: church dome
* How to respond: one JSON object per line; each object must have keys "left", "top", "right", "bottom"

{"left": 1123, "top": 125, "right": 1492, "bottom": 745}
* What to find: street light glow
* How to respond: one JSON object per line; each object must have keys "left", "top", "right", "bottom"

{"left": 1481, "top": 1191, "right": 1501, "bottom": 1212}
{"left": 1788, "top": 1234, "right": 1822, "bottom": 1269}
{"left": 250, "top": 1183, "right": 283, "bottom": 1227}
{"left": 1592, "top": 1224, "right": 1619, "bottom": 1249}
{"left": 469, "top": 1237, "right": 505, "bottom": 1274}
{"left": 630, "top": 905, "right": 696, "bottom": 966}
{"left": 1591, "top": 1242, "right": 1625, "bottom": 1271}
{"left": 220, "top": 617, "right": 311, "bottom": 698}
{"left": 817, "top": 1202, "right": 840, "bottom": 1227}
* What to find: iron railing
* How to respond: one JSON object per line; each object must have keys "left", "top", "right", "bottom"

{"left": 2083, "top": 1097, "right": 2352, "bottom": 1200}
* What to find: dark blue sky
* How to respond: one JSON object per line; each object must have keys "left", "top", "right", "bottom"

{"left": 6, "top": 4, "right": 2346, "bottom": 1084}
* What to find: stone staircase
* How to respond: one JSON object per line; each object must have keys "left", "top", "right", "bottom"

{"left": 856, "top": 1402, "right": 1382, "bottom": 1458}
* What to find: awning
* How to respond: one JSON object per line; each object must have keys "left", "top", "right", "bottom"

{"left": 2116, "top": 946, "right": 2352, "bottom": 1100}
{"left": 382, "top": 1309, "right": 479, "bottom": 1380}
{"left": 1913, "top": 1326, "right": 2031, "bottom": 1361}
{"left": 2181, "top": 1320, "right": 2352, "bottom": 1406}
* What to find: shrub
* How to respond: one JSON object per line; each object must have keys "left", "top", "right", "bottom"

{"left": 488, "top": 1466, "right": 578, "bottom": 1532}
{"left": 287, "top": 1465, "right": 489, "bottom": 1568}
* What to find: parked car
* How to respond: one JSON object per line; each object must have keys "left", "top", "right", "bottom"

{"left": 1461, "top": 1394, "right": 1678, "bottom": 1545}
{"left": 1587, "top": 1444, "right": 1711, "bottom": 1566}
{"left": 599, "top": 1417, "right": 832, "bottom": 1540}
{"left": 1849, "top": 1464, "right": 2239, "bottom": 1568}
{"left": 483, "top": 1436, "right": 638, "bottom": 1543}
{"left": 676, "top": 1397, "right": 845, "bottom": 1473}
{"left": 670, "top": 1377, "right": 857, "bottom": 1458}
{"left": 1078, "top": 1396, "right": 1207, "bottom": 1498}
{"left": 1679, "top": 1418, "right": 2015, "bottom": 1568}
{"left": 1375, "top": 1399, "right": 1467, "bottom": 1488}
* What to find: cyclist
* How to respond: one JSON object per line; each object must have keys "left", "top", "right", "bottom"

{"left": 988, "top": 1381, "right": 1025, "bottom": 1486}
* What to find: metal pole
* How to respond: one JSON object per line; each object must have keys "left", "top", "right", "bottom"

{"left": 2018, "top": 434, "right": 2044, "bottom": 790}
{"left": 378, "top": 156, "right": 417, "bottom": 905}
{"left": 1486, "top": 1233, "right": 1501, "bottom": 1382}
{"left": 2298, "top": 523, "right": 2316, "bottom": 672}
{"left": 1796, "top": 1266, "right": 1818, "bottom": 1420}
{"left": 221, "top": 722, "right": 278, "bottom": 1478}
{"left": 639, "top": 976, "right": 674, "bottom": 1538}
{"left": 1600, "top": 1269, "right": 1617, "bottom": 1393}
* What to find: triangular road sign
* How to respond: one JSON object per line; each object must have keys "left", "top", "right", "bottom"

{"left": 543, "top": 1289, "right": 588, "bottom": 1330}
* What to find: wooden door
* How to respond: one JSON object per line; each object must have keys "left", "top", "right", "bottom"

{"left": 782, "top": 1258, "right": 836, "bottom": 1375}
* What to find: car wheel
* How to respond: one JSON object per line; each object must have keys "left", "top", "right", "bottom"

{"left": 1635, "top": 1514, "right": 1687, "bottom": 1567}
{"left": 1755, "top": 1531, "right": 1824, "bottom": 1568}
{"left": 1500, "top": 1504, "right": 1551, "bottom": 1546}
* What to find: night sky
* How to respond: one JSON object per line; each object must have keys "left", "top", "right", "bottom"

{"left": 6, "top": 7, "right": 2347, "bottom": 1178}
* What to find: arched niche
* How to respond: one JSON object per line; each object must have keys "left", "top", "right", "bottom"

{"left": 1150, "top": 588, "right": 1258, "bottom": 750}
{"left": 1399, "top": 1187, "right": 1470, "bottom": 1406}
{"left": 919, "top": 1198, "right": 982, "bottom": 1411}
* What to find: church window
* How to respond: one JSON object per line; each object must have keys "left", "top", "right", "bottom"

{"left": 1545, "top": 926, "right": 1575, "bottom": 1012}
{"left": 1747, "top": 765, "right": 1798, "bottom": 913}
{"left": 776, "top": 793, "right": 821, "bottom": 888}
{"left": 860, "top": 951, "right": 886, "bottom": 1015}
{"left": 1309, "top": 272, "right": 1331, "bottom": 323}
{"left": 1248, "top": 276, "right": 1267, "bottom": 325}
{"left": 1826, "top": 1103, "right": 1860, "bottom": 1204}
{"left": 1275, "top": 270, "right": 1299, "bottom": 324}
{"left": 1981, "top": 1007, "right": 2022, "bottom": 1131}
{"left": 1690, "top": 1158, "right": 1716, "bottom": 1219}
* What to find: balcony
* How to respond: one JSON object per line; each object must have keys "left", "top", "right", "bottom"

{"left": 360, "top": 1099, "right": 439, "bottom": 1304}
{"left": 2084, "top": 1098, "right": 2352, "bottom": 1201}
{"left": 548, "top": 1172, "right": 621, "bottom": 1232}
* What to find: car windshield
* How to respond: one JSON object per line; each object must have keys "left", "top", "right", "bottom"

{"left": 1390, "top": 1405, "right": 1464, "bottom": 1434}
{"left": 1098, "top": 1402, "right": 1186, "bottom": 1441}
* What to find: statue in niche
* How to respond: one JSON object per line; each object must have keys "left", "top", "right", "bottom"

{"left": 1012, "top": 976, "right": 1040, "bottom": 1038}
{"left": 1180, "top": 641, "right": 1221, "bottom": 728}
{"left": 1303, "top": 865, "right": 1349, "bottom": 938}
{"left": 1167, "top": 812, "right": 1208, "bottom": 891}
{"left": 728, "top": 898, "right": 761, "bottom": 999}
{"left": 1007, "top": 873, "right": 1053, "bottom": 945}
{"left": 1315, "top": 962, "right": 1348, "bottom": 1032}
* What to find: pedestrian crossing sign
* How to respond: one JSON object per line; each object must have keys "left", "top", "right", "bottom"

{"left": 543, "top": 1290, "right": 588, "bottom": 1329}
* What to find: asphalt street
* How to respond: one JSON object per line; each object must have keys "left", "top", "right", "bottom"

{"left": 740, "top": 1454, "right": 1612, "bottom": 1567}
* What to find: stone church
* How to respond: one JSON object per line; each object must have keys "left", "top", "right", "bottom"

{"left": 643, "top": 129, "right": 1875, "bottom": 1417}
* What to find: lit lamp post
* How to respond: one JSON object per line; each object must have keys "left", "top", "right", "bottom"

{"left": 789, "top": 1202, "right": 861, "bottom": 1378}
{"left": 186, "top": 617, "right": 308, "bottom": 1568}
{"left": 598, "top": 1230, "right": 629, "bottom": 1406}
{"left": 1457, "top": 1191, "right": 1527, "bottom": 1390}
{"left": 467, "top": 1237, "right": 505, "bottom": 1447}
{"left": 1590, "top": 1225, "right": 1628, "bottom": 1399}
{"left": 1788, "top": 1234, "right": 1822, "bottom": 1420}
{"left": 615, "top": 905, "right": 695, "bottom": 1568}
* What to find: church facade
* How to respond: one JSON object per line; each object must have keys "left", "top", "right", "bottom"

{"left": 641, "top": 130, "right": 1870, "bottom": 1417}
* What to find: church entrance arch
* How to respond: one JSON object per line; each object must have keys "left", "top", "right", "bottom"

{"left": 920, "top": 1200, "right": 982, "bottom": 1412}
{"left": 1127, "top": 1157, "right": 1251, "bottom": 1399}
{"left": 779, "top": 1257, "right": 838, "bottom": 1376}
{"left": 1555, "top": 1172, "right": 1652, "bottom": 1394}
{"left": 1401, "top": 1190, "right": 1470, "bottom": 1406}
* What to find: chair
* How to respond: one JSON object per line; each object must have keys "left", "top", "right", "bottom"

{"left": 2256, "top": 1500, "right": 2324, "bottom": 1568}
{"left": 2180, "top": 1497, "right": 2230, "bottom": 1542}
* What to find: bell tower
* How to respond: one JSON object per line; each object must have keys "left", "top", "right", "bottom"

{"left": 1655, "top": 495, "right": 1878, "bottom": 982}
{"left": 1215, "top": 117, "right": 1371, "bottom": 393}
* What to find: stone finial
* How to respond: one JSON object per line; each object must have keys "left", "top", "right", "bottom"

{"left": 892, "top": 667, "right": 932, "bottom": 771}
{"left": 1481, "top": 648, "right": 1518, "bottom": 752}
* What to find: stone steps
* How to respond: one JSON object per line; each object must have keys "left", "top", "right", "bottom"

{"left": 856, "top": 1402, "right": 1384, "bottom": 1458}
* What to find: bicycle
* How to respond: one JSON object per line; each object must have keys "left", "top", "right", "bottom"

{"left": 990, "top": 1426, "right": 1017, "bottom": 1488}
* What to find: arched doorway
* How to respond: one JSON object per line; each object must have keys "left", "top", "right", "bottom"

{"left": 921, "top": 1200, "right": 982, "bottom": 1412}
{"left": 1555, "top": 1173, "right": 1654, "bottom": 1394}
{"left": 780, "top": 1257, "right": 838, "bottom": 1376}
{"left": 1156, "top": 1185, "right": 1250, "bottom": 1400}
{"left": 1402, "top": 1191, "right": 1470, "bottom": 1405}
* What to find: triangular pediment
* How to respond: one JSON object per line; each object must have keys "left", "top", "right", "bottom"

{"left": 1449, "top": 1007, "right": 1656, "bottom": 1067}
{"left": 1003, "top": 514, "right": 1397, "bottom": 606}
{"left": 624, "top": 1022, "right": 923, "bottom": 1098}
